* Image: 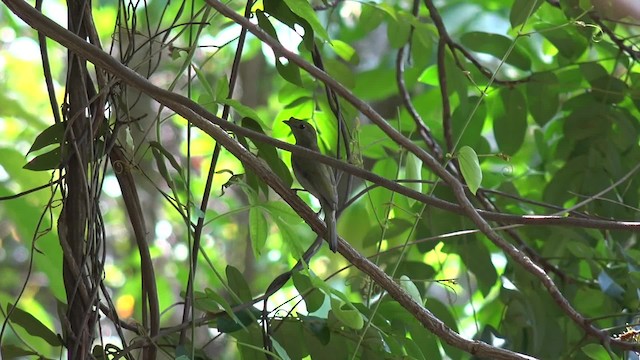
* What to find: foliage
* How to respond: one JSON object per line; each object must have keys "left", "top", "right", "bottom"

{"left": 1, "top": 0, "right": 640, "bottom": 359}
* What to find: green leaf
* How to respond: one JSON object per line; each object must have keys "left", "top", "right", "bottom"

{"left": 193, "top": 64, "right": 216, "bottom": 103}
{"left": 292, "top": 272, "right": 326, "bottom": 313}
{"left": 28, "top": 122, "right": 65, "bottom": 154}
{"left": 271, "top": 319, "right": 309, "bottom": 359}
{"left": 458, "top": 235, "right": 498, "bottom": 296}
{"left": 589, "top": 75, "right": 627, "bottom": 104}
{"left": 282, "top": 0, "right": 330, "bottom": 41}
{"left": 403, "top": 338, "right": 427, "bottom": 360}
{"left": 404, "top": 152, "right": 423, "bottom": 203}
{"left": 217, "top": 307, "right": 262, "bottom": 333}
{"left": 409, "top": 321, "right": 441, "bottom": 360}
{"left": 582, "top": 343, "right": 614, "bottom": 360}
{"left": 226, "top": 265, "right": 253, "bottom": 303}
{"left": 598, "top": 270, "right": 624, "bottom": 300}
{"left": 330, "top": 297, "right": 364, "bottom": 330}
{"left": 458, "top": 146, "right": 482, "bottom": 195}
{"left": 149, "top": 141, "right": 185, "bottom": 178}
{"left": 387, "top": 13, "right": 411, "bottom": 48}
{"left": 218, "top": 99, "right": 266, "bottom": 124}
{"left": 543, "top": 155, "right": 586, "bottom": 205}
{"left": 399, "top": 275, "right": 422, "bottom": 304}
{"left": 271, "top": 337, "right": 292, "bottom": 360}
{"left": 412, "top": 24, "right": 436, "bottom": 64}
{"left": 358, "top": 124, "right": 396, "bottom": 159}
{"left": 418, "top": 65, "right": 438, "bottom": 86}
{"left": 215, "top": 75, "right": 230, "bottom": 100}
{"left": 192, "top": 290, "right": 221, "bottom": 313}
{"left": 356, "top": 4, "right": 386, "bottom": 36}
{"left": 8, "top": 303, "right": 61, "bottom": 346}
{"left": 1, "top": 344, "right": 39, "bottom": 358}
{"left": 204, "top": 288, "right": 244, "bottom": 326}
{"left": 367, "top": 158, "right": 400, "bottom": 224}
{"left": 308, "top": 271, "right": 362, "bottom": 330}
{"left": 562, "top": 98, "right": 611, "bottom": 142}
{"left": 535, "top": 23, "right": 588, "bottom": 60}
{"left": 255, "top": 10, "right": 303, "bottom": 87}
{"left": 300, "top": 315, "right": 330, "bottom": 345}
{"left": 249, "top": 206, "right": 268, "bottom": 257}
{"left": 275, "top": 59, "right": 303, "bottom": 87}
{"left": 425, "top": 298, "right": 462, "bottom": 358}
{"left": 329, "top": 40, "right": 358, "bottom": 63}
{"left": 264, "top": 0, "right": 314, "bottom": 50}
{"left": 526, "top": 72, "right": 559, "bottom": 126}
{"left": 324, "top": 58, "right": 355, "bottom": 89}
{"left": 368, "top": 2, "right": 398, "bottom": 19}
{"left": 23, "top": 146, "right": 63, "bottom": 171}
{"left": 510, "top": 0, "right": 542, "bottom": 28}
{"left": 363, "top": 218, "right": 414, "bottom": 247}
{"left": 263, "top": 201, "right": 308, "bottom": 253}
{"left": 150, "top": 141, "right": 187, "bottom": 202}
{"left": 256, "top": 10, "right": 278, "bottom": 40}
{"left": 241, "top": 118, "right": 292, "bottom": 188}
{"left": 353, "top": 68, "right": 397, "bottom": 101}
{"left": 494, "top": 88, "right": 527, "bottom": 155}
{"left": 460, "top": 32, "right": 531, "bottom": 71}
{"left": 565, "top": 241, "right": 594, "bottom": 259}
{"left": 452, "top": 97, "right": 487, "bottom": 148}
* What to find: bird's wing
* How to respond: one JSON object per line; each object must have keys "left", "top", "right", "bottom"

{"left": 291, "top": 157, "right": 337, "bottom": 208}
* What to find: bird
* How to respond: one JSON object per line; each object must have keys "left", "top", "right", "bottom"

{"left": 284, "top": 118, "right": 339, "bottom": 252}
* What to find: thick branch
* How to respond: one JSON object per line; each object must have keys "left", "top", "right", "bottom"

{"left": 5, "top": 0, "right": 640, "bottom": 354}
{"left": 2, "top": 1, "right": 537, "bottom": 358}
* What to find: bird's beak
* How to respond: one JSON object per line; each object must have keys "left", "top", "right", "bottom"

{"left": 283, "top": 120, "right": 293, "bottom": 136}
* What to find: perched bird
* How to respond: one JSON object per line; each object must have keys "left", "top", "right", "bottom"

{"left": 284, "top": 118, "right": 339, "bottom": 252}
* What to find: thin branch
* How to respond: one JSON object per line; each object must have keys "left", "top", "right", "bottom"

{"left": 437, "top": 39, "right": 454, "bottom": 152}
{"left": 207, "top": 0, "right": 640, "bottom": 351}
{"left": 2, "top": 2, "right": 534, "bottom": 358}
{"left": 6, "top": 0, "right": 640, "bottom": 354}
{"left": 424, "top": 0, "right": 531, "bottom": 85}
{"left": 395, "top": 37, "right": 442, "bottom": 160}
{"left": 592, "top": 16, "right": 640, "bottom": 61}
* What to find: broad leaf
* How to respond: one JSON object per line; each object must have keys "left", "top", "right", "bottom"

{"left": 458, "top": 146, "right": 482, "bottom": 195}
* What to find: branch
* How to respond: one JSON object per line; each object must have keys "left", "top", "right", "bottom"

{"left": 2, "top": 1, "right": 537, "bottom": 358}
{"left": 424, "top": 0, "right": 531, "bottom": 85}
{"left": 5, "top": 0, "right": 640, "bottom": 353}
{"left": 205, "top": 0, "right": 640, "bottom": 351}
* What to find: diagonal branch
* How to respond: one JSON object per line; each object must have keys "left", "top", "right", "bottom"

{"left": 2, "top": 1, "right": 536, "bottom": 358}
{"left": 201, "top": 0, "right": 640, "bottom": 351}
{"left": 5, "top": 0, "right": 640, "bottom": 354}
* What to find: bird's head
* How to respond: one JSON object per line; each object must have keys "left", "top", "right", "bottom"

{"left": 284, "top": 118, "right": 318, "bottom": 146}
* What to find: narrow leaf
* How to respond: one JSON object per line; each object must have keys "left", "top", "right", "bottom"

{"left": 249, "top": 206, "right": 268, "bottom": 257}
{"left": 28, "top": 122, "right": 65, "bottom": 154}
{"left": 8, "top": 303, "right": 61, "bottom": 346}
{"left": 24, "top": 146, "right": 63, "bottom": 171}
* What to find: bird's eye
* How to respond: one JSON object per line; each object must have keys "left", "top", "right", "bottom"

{"left": 298, "top": 124, "right": 306, "bottom": 129}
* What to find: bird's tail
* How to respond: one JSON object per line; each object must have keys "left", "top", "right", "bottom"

{"left": 325, "top": 207, "right": 338, "bottom": 252}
